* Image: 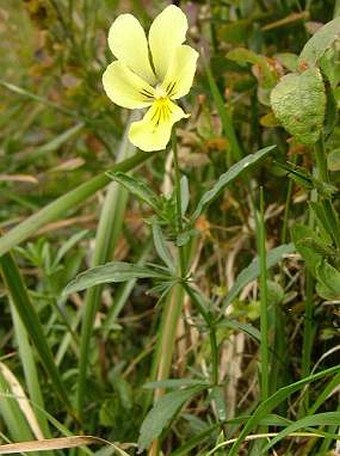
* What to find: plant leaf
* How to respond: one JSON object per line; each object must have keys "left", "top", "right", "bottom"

{"left": 222, "top": 243, "right": 294, "bottom": 310}
{"left": 227, "top": 48, "right": 277, "bottom": 88}
{"left": 192, "top": 145, "right": 276, "bottom": 221}
{"left": 316, "top": 260, "right": 340, "bottom": 299}
{"left": 138, "top": 387, "right": 204, "bottom": 451}
{"left": 227, "top": 365, "right": 340, "bottom": 456}
{"left": 298, "top": 17, "right": 340, "bottom": 68}
{"left": 107, "top": 171, "right": 161, "bottom": 213}
{"left": 270, "top": 68, "right": 326, "bottom": 145}
{"left": 152, "top": 223, "right": 176, "bottom": 272}
{"left": 262, "top": 412, "right": 340, "bottom": 452}
{"left": 63, "top": 262, "right": 172, "bottom": 295}
{"left": 291, "top": 224, "right": 325, "bottom": 276}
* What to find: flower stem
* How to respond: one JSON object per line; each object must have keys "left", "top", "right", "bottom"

{"left": 172, "top": 131, "right": 187, "bottom": 277}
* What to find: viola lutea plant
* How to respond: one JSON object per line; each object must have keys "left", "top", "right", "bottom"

{"left": 102, "top": 5, "right": 198, "bottom": 152}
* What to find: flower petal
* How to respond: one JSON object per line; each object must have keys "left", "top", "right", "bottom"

{"left": 161, "top": 45, "right": 199, "bottom": 100}
{"left": 108, "top": 14, "right": 156, "bottom": 85}
{"left": 149, "top": 5, "right": 188, "bottom": 81}
{"left": 129, "top": 99, "right": 189, "bottom": 152}
{"left": 102, "top": 61, "right": 155, "bottom": 109}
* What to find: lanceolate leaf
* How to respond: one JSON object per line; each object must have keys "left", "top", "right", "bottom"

{"left": 138, "top": 386, "right": 204, "bottom": 451}
{"left": 63, "top": 262, "right": 172, "bottom": 295}
{"left": 152, "top": 223, "right": 176, "bottom": 273}
{"left": 107, "top": 171, "right": 161, "bottom": 213}
{"left": 222, "top": 243, "right": 294, "bottom": 310}
{"left": 192, "top": 145, "right": 276, "bottom": 221}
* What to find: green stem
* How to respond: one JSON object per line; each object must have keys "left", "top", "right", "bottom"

{"left": 148, "top": 135, "right": 188, "bottom": 455}
{"left": 0, "top": 151, "right": 154, "bottom": 258}
{"left": 314, "top": 136, "right": 329, "bottom": 184}
{"left": 172, "top": 132, "right": 186, "bottom": 277}
{"left": 209, "top": 329, "right": 219, "bottom": 386}
{"left": 258, "top": 188, "right": 269, "bottom": 402}
{"left": 300, "top": 270, "right": 315, "bottom": 413}
{"left": 181, "top": 283, "right": 219, "bottom": 385}
{"left": 314, "top": 138, "right": 340, "bottom": 249}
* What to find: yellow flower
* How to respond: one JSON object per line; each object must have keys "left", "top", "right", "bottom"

{"left": 102, "top": 5, "right": 198, "bottom": 152}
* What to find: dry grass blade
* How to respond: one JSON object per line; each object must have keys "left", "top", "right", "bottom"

{"left": 0, "top": 362, "right": 44, "bottom": 440}
{"left": 0, "top": 436, "right": 132, "bottom": 455}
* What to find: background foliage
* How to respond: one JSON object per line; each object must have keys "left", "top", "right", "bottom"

{"left": 0, "top": 1, "right": 339, "bottom": 455}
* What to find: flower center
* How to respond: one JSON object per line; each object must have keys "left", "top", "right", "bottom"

{"left": 154, "top": 85, "right": 167, "bottom": 100}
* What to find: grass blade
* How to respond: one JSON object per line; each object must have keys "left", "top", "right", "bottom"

{"left": 0, "top": 252, "right": 72, "bottom": 413}
{"left": 227, "top": 365, "right": 340, "bottom": 455}
{"left": 0, "top": 151, "right": 154, "bottom": 257}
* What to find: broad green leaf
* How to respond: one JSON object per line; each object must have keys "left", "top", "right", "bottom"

{"left": 152, "top": 223, "right": 176, "bottom": 273}
{"left": 227, "top": 48, "right": 277, "bottom": 88}
{"left": 316, "top": 281, "right": 340, "bottom": 300}
{"left": 192, "top": 145, "right": 276, "bottom": 221}
{"left": 291, "top": 224, "right": 324, "bottom": 276}
{"left": 107, "top": 171, "right": 161, "bottom": 213}
{"left": 63, "top": 262, "right": 172, "bottom": 295}
{"left": 320, "top": 43, "right": 340, "bottom": 89}
{"left": 138, "top": 386, "right": 204, "bottom": 451}
{"left": 262, "top": 412, "right": 340, "bottom": 452}
{"left": 299, "top": 17, "right": 340, "bottom": 67}
{"left": 270, "top": 68, "right": 326, "bottom": 145}
{"left": 275, "top": 53, "right": 299, "bottom": 72}
{"left": 316, "top": 260, "right": 340, "bottom": 299}
{"left": 222, "top": 243, "right": 294, "bottom": 310}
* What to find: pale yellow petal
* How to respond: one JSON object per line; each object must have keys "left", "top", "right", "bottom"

{"left": 129, "top": 99, "right": 189, "bottom": 152}
{"left": 108, "top": 14, "right": 156, "bottom": 85}
{"left": 102, "top": 61, "right": 155, "bottom": 109}
{"left": 161, "top": 45, "right": 198, "bottom": 100}
{"left": 149, "top": 5, "right": 188, "bottom": 81}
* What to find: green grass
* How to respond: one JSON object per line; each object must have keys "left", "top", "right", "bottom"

{"left": 0, "top": 1, "right": 339, "bottom": 455}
